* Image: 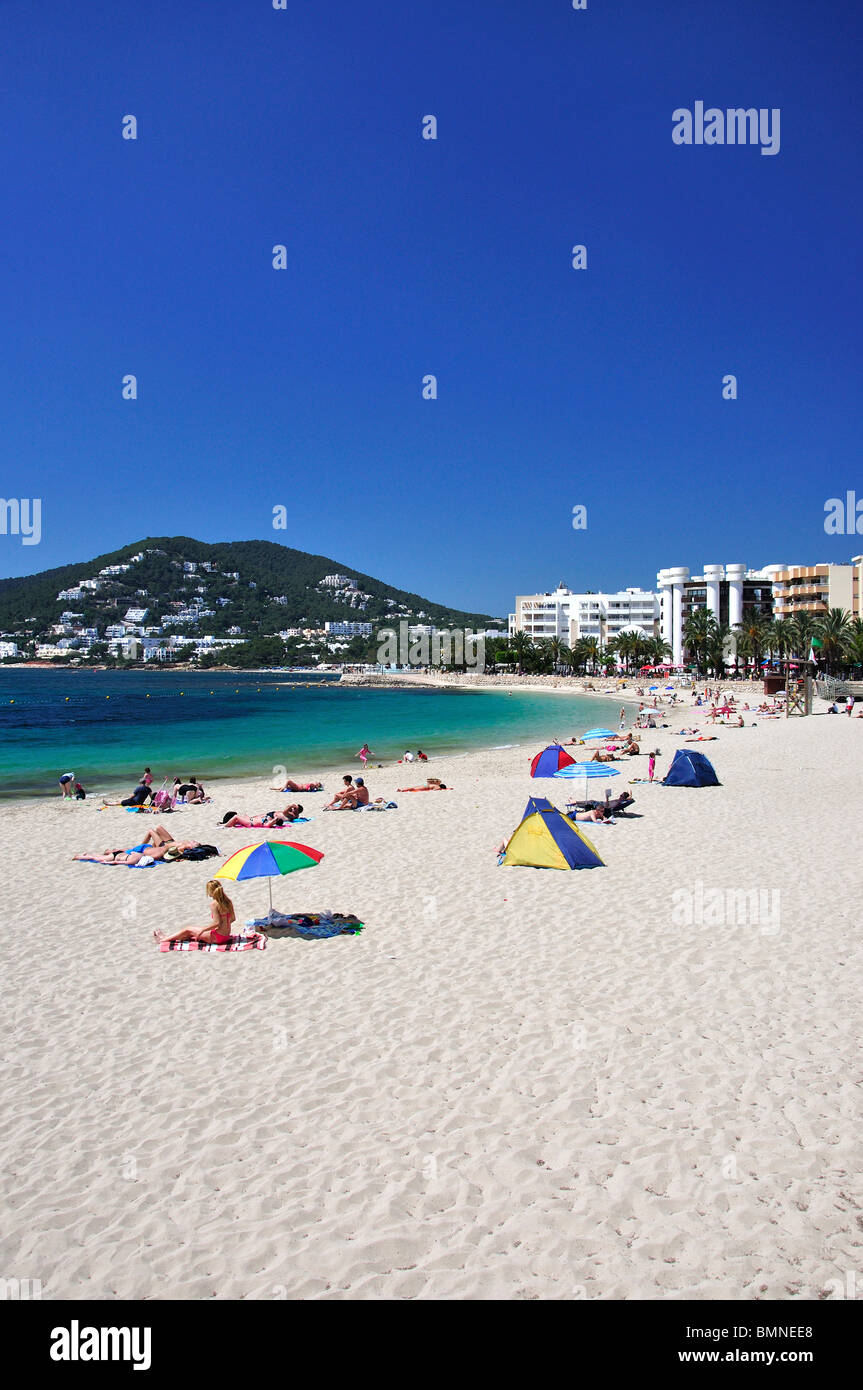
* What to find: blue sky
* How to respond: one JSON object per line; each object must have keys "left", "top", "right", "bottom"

{"left": 1, "top": 0, "right": 860, "bottom": 615}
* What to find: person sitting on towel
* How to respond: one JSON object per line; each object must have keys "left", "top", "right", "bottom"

{"left": 155, "top": 881, "right": 236, "bottom": 946}
{"left": 353, "top": 778, "right": 370, "bottom": 806}
{"left": 324, "top": 776, "right": 357, "bottom": 810}
{"left": 100, "top": 780, "right": 151, "bottom": 808}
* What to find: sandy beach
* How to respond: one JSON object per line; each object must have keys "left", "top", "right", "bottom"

{"left": 1, "top": 699, "right": 861, "bottom": 1301}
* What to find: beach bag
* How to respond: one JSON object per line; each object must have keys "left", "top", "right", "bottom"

{"left": 180, "top": 844, "right": 220, "bottom": 861}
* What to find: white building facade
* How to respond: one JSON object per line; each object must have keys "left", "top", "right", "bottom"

{"left": 510, "top": 583, "right": 659, "bottom": 647}
{"left": 656, "top": 564, "right": 779, "bottom": 665}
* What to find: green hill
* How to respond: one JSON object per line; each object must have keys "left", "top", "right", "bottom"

{"left": 0, "top": 537, "right": 502, "bottom": 639}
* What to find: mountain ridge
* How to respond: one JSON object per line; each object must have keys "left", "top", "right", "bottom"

{"left": 0, "top": 536, "right": 503, "bottom": 639}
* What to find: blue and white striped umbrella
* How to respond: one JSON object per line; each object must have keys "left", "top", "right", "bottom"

{"left": 582, "top": 728, "right": 616, "bottom": 739}
{"left": 554, "top": 763, "right": 621, "bottom": 780}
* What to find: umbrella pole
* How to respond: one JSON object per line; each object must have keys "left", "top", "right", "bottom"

{"left": 268, "top": 876, "right": 273, "bottom": 922}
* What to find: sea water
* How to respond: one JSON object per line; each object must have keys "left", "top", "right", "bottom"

{"left": 0, "top": 669, "right": 621, "bottom": 800}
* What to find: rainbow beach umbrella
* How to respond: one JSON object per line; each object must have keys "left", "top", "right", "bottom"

{"left": 215, "top": 840, "right": 324, "bottom": 916}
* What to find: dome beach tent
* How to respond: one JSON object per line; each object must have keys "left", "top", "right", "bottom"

{"left": 662, "top": 749, "right": 720, "bottom": 787}
{"left": 501, "top": 798, "right": 604, "bottom": 870}
{"left": 530, "top": 744, "right": 576, "bottom": 778}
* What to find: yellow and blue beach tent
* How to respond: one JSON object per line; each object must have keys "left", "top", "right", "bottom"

{"left": 501, "top": 797, "right": 604, "bottom": 870}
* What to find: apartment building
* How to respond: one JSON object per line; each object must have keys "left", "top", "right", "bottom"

{"left": 771, "top": 559, "right": 863, "bottom": 620}
{"left": 510, "top": 583, "right": 659, "bottom": 646}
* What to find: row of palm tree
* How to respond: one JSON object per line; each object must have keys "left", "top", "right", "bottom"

{"left": 482, "top": 631, "right": 672, "bottom": 676}
{"left": 681, "top": 607, "right": 863, "bottom": 676}
{"left": 485, "top": 606, "right": 863, "bottom": 680}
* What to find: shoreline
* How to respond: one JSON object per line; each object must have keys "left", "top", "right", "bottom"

{"left": 2, "top": 686, "right": 798, "bottom": 812}
{"left": 0, "top": 673, "right": 632, "bottom": 808}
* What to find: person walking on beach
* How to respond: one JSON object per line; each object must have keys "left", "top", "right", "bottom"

{"left": 355, "top": 743, "right": 373, "bottom": 769}
{"left": 846, "top": 694, "right": 855, "bottom": 716}
{"left": 648, "top": 752, "right": 656, "bottom": 782}
{"left": 155, "top": 880, "right": 236, "bottom": 947}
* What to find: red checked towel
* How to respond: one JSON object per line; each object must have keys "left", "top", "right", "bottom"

{"left": 158, "top": 933, "right": 266, "bottom": 953}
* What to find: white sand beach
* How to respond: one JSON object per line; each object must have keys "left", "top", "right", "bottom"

{"left": 1, "top": 701, "right": 861, "bottom": 1301}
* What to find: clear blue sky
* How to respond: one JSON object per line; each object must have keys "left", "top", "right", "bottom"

{"left": 1, "top": 0, "right": 860, "bottom": 615}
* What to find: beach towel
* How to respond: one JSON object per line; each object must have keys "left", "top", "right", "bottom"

{"left": 563, "top": 812, "right": 616, "bottom": 825}
{"left": 245, "top": 912, "right": 364, "bottom": 939}
{"left": 158, "top": 933, "right": 267, "bottom": 953}
{"left": 76, "top": 856, "right": 162, "bottom": 868}
{"left": 224, "top": 817, "right": 310, "bottom": 829}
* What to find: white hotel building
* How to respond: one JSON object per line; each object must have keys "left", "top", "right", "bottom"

{"left": 657, "top": 564, "right": 778, "bottom": 664}
{"left": 509, "top": 583, "right": 659, "bottom": 647}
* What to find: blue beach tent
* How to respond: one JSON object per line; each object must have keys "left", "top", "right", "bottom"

{"left": 530, "top": 744, "right": 576, "bottom": 777}
{"left": 501, "top": 797, "right": 604, "bottom": 870}
{"left": 662, "top": 749, "right": 720, "bottom": 787}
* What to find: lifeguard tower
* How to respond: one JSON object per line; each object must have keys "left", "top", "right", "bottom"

{"left": 785, "top": 669, "right": 813, "bottom": 717}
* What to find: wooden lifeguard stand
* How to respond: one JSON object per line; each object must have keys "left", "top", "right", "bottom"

{"left": 785, "top": 669, "right": 813, "bottom": 716}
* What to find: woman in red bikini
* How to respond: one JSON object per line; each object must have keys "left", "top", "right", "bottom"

{"left": 154, "top": 880, "right": 236, "bottom": 946}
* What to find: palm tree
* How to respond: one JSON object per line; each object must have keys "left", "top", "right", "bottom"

{"left": 843, "top": 617, "right": 863, "bottom": 671}
{"left": 766, "top": 619, "right": 794, "bottom": 661}
{"left": 608, "top": 631, "right": 634, "bottom": 673}
{"left": 706, "top": 621, "right": 734, "bottom": 678}
{"left": 682, "top": 607, "right": 719, "bottom": 673}
{"left": 580, "top": 636, "right": 600, "bottom": 674}
{"left": 644, "top": 635, "right": 673, "bottom": 667}
{"left": 545, "top": 636, "right": 571, "bottom": 674}
{"left": 732, "top": 610, "right": 770, "bottom": 674}
{"left": 816, "top": 608, "right": 851, "bottom": 673}
{"left": 788, "top": 613, "right": 817, "bottom": 661}
{"left": 558, "top": 642, "right": 576, "bottom": 677}
{"left": 509, "top": 630, "right": 531, "bottom": 676}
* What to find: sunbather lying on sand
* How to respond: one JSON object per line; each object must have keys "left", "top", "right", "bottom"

{"left": 397, "top": 778, "right": 449, "bottom": 791}
{"left": 271, "top": 778, "right": 323, "bottom": 792}
{"left": 220, "top": 806, "right": 303, "bottom": 828}
{"left": 73, "top": 834, "right": 202, "bottom": 865}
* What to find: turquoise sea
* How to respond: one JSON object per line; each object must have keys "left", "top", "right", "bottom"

{"left": 0, "top": 670, "right": 622, "bottom": 800}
